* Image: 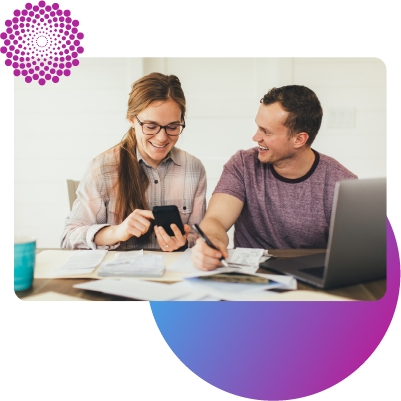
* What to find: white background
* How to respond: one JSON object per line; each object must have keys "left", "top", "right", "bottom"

{"left": 3, "top": 0, "right": 401, "bottom": 400}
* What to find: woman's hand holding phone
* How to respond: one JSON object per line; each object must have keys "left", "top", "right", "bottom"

{"left": 116, "top": 209, "right": 155, "bottom": 242}
{"left": 154, "top": 224, "right": 191, "bottom": 252}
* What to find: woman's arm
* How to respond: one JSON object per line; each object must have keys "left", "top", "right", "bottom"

{"left": 60, "top": 159, "right": 119, "bottom": 250}
{"left": 186, "top": 163, "right": 207, "bottom": 247}
{"left": 95, "top": 209, "right": 155, "bottom": 245}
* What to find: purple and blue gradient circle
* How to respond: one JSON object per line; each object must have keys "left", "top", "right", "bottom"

{"left": 151, "top": 219, "right": 399, "bottom": 400}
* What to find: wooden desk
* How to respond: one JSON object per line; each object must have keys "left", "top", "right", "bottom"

{"left": 16, "top": 248, "right": 386, "bottom": 301}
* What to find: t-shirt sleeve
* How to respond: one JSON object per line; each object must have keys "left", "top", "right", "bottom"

{"left": 323, "top": 167, "right": 358, "bottom": 225}
{"left": 213, "top": 150, "right": 246, "bottom": 203}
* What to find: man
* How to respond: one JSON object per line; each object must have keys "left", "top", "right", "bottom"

{"left": 191, "top": 85, "right": 357, "bottom": 271}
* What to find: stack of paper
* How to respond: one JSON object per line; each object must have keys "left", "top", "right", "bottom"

{"left": 165, "top": 248, "right": 297, "bottom": 300}
{"left": 72, "top": 269, "right": 296, "bottom": 301}
{"left": 224, "top": 248, "right": 271, "bottom": 272}
{"left": 98, "top": 254, "right": 165, "bottom": 277}
{"left": 52, "top": 250, "right": 108, "bottom": 277}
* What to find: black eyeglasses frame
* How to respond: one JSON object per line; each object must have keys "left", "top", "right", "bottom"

{"left": 134, "top": 115, "right": 186, "bottom": 136}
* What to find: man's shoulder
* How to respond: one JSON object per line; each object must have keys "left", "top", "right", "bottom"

{"left": 213, "top": 148, "right": 260, "bottom": 201}
{"left": 317, "top": 151, "right": 358, "bottom": 179}
{"left": 227, "top": 147, "right": 260, "bottom": 165}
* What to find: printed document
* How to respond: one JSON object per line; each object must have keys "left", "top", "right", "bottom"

{"left": 168, "top": 248, "right": 271, "bottom": 274}
{"left": 52, "top": 250, "right": 108, "bottom": 277}
{"left": 98, "top": 254, "right": 165, "bottom": 277}
{"left": 114, "top": 250, "right": 144, "bottom": 260}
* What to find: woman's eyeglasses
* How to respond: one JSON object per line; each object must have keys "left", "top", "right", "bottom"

{"left": 135, "top": 115, "right": 185, "bottom": 136}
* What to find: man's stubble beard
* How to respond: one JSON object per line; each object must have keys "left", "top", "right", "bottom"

{"left": 260, "top": 149, "right": 296, "bottom": 167}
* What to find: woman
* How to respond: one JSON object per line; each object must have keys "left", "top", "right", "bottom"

{"left": 61, "top": 73, "right": 206, "bottom": 251}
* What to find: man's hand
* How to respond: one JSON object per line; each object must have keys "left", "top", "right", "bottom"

{"left": 154, "top": 224, "right": 191, "bottom": 252}
{"left": 191, "top": 237, "right": 229, "bottom": 271}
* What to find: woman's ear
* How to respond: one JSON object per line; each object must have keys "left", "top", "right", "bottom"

{"left": 128, "top": 119, "right": 135, "bottom": 128}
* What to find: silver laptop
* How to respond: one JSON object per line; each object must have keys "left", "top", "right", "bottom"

{"left": 260, "top": 178, "right": 386, "bottom": 289}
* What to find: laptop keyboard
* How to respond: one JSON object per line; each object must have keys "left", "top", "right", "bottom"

{"left": 299, "top": 266, "right": 325, "bottom": 279}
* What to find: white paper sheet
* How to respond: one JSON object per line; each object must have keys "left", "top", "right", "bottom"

{"left": 73, "top": 279, "right": 193, "bottom": 301}
{"left": 167, "top": 249, "right": 241, "bottom": 273}
{"left": 114, "top": 250, "right": 144, "bottom": 260}
{"left": 182, "top": 274, "right": 296, "bottom": 301}
{"left": 226, "top": 248, "right": 264, "bottom": 267}
{"left": 167, "top": 248, "right": 271, "bottom": 275}
{"left": 166, "top": 281, "right": 214, "bottom": 301}
{"left": 185, "top": 277, "right": 281, "bottom": 296}
{"left": 183, "top": 265, "right": 260, "bottom": 278}
{"left": 178, "top": 271, "right": 296, "bottom": 301}
{"left": 167, "top": 248, "right": 199, "bottom": 272}
{"left": 98, "top": 254, "right": 165, "bottom": 277}
{"left": 23, "top": 291, "right": 89, "bottom": 301}
{"left": 52, "top": 250, "right": 108, "bottom": 277}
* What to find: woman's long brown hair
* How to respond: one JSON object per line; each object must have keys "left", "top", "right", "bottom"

{"left": 97, "top": 73, "right": 186, "bottom": 231}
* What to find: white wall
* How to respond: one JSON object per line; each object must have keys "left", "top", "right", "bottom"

{"left": 292, "top": 58, "right": 386, "bottom": 178}
{"left": 14, "top": 58, "right": 143, "bottom": 247}
{"left": 15, "top": 58, "right": 386, "bottom": 247}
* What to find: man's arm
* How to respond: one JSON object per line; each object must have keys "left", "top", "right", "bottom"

{"left": 191, "top": 193, "right": 244, "bottom": 271}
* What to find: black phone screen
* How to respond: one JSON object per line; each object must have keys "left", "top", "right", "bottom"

{"left": 152, "top": 205, "right": 185, "bottom": 237}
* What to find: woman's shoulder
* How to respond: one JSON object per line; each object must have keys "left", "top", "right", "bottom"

{"left": 89, "top": 146, "right": 120, "bottom": 178}
{"left": 173, "top": 147, "right": 205, "bottom": 173}
{"left": 92, "top": 146, "right": 121, "bottom": 168}
{"left": 83, "top": 146, "right": 120, "bottom": 197}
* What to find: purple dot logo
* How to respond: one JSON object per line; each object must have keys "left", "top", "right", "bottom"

{"left": 1, "top": 2, "right": 83, "bottom": 85}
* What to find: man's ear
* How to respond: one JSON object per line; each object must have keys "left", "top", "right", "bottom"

{"left": 293, "top": 132, "right": 309, "bottom": 148}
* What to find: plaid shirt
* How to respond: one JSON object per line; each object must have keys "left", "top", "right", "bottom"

{"left": 61, "top": 146, "right": 206, "bottom": 250}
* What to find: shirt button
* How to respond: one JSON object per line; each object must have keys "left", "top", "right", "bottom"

{"left": 154, "top": 180, "right": 158, "bottom": 184}
{"left": 183, "top": 206, "right": 186, "bottom": 210}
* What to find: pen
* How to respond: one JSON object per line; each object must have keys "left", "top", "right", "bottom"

{"left": 192, "top": 224, "right": 229, "bottom": 267}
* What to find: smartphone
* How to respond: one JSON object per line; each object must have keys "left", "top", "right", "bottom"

{"left": 152, "top": 205, "right": 185, "bottom": 237}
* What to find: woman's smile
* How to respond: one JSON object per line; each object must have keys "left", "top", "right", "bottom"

{"left": 148, "top": 141, "right": 169, "bottom": 149}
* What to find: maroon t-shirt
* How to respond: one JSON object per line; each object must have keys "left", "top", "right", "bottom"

{"left": 213, "top": 148, "right": 357, "bottom": 249}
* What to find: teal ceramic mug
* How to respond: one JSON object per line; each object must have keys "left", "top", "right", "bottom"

{"left": 14, "top": 236, "right": 36, "bottom": 291}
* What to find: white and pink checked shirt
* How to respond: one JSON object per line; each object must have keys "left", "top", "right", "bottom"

{"left": 61, "top": 146, "right": 206, "bottom": 250}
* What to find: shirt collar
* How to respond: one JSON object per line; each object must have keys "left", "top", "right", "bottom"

{"left": 167, "top": 146, "right": 182, "bottom": 166}
{"left": 136, "top": 146, "right": 182, "bottom": 167}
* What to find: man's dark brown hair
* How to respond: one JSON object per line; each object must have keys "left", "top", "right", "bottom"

{"left": 260, "top": 85, "right": 323, "bottom": 145}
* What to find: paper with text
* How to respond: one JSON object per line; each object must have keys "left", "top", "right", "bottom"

{"left": 168, "top": 281, "right": 215, "bottom": 301}
{"left": 98, "top": 254, "right": 165, "bottom": 277}
{"left": 114, "top": 250, "right": 144, "bottom": 260}
{"left": 52, "top": 250, "right": 108, "bottom": 277}
{"left": 183, "top": 273, "right": 296, "bottom": 301}
{"left": 226, "top": 248, "right": 264, "bottom": 267}
{"left": 168, "top": 248, "right": 271, "bottom": 275}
